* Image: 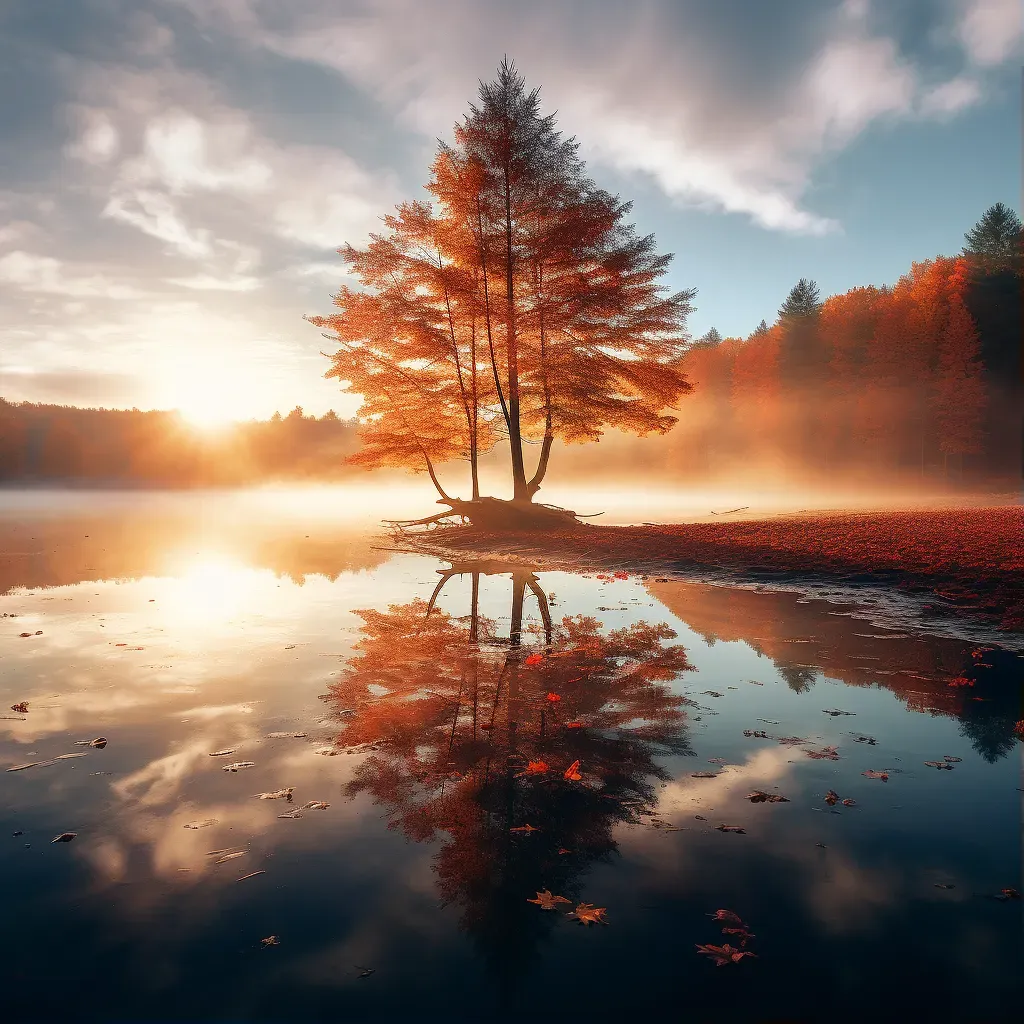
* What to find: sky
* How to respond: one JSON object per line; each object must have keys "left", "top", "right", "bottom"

{"left": 0, "top": 0, "right": 1019, "bottom": 425}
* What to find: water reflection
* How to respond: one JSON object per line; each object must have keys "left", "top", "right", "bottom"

{"left": 322, "top": 563, "right": 694, "bottom": 983}
{"left": 1, "top": 495, "right": 1021, "bottom": 1020}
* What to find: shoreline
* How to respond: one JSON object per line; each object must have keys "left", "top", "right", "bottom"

{"left": 395, "top": 506, "right": 1024, "bottom": 647}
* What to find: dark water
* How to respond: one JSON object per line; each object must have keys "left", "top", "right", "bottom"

{"left": 1, "top": 492, "right": 1021, "bottom": 1022}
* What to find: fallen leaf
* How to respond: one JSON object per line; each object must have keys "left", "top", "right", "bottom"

{"left": 841, "top": 798, "right": 857, "bottom": 807}
{"left": 221, "top": 762, "right": 256, "bottom": 772}
{"left": 995, "top": 888, "right": 1020, "bottom": 900}
{"left": 823, "top": 709, "right": 856, "bottom": 717}
{"left": 237, "top": 871, "right": 266, "bottom": 882}
{"left": 509, "top": 823, "right": 540, "bottom": 834}
{"left": 6, "top": 752, "right": 88, "bottom": 772}
{"left": 10, "top": 702, "right": 28, "bottom": 713}
{"left": 825, "top": 790, "right": 839, "bottom": 806}
{"left": 563, "top": 760, "right": 582, "bottom": 782}
{"left": 567, "top": 903, "right": 608, "bottom": 926}
{"left": 278, "top": 810, "right": 303, "bottom": 819}
{"left": 302, "top": 801, "right": 330, "bottom": 810}
{"left": 256, "top": 789, "right": 294, "bottom": 800}
{"left": 183, "top": 819, "right": 217, "bottom": 829}
{"left": 266, "top": 732, "right": 307, "bottom": 739}
{"left": 861, "top": 770, "right": 889, "bottom": 781}
{"left": 721, "top": 927, "right": 755, "bottom": 945}
{"left": 524, "top": 654, "right": 544, "bottom": 666}
{"left": 806, "top": 746, "right": 840, "bottom": 761}
{"left": 51, "top": 832, "right": 77, "bottom": 843}
{"left": 73, "top": 737, "right": 107, "bottom": 748}
{"left": 934, "top": 883, "right": 955, "bottom": 890}
{"left": 691, "top": 771, "right": 719, "bottom": 779}
{"left": 923, "top": 761, "right": 954, "bottom": 770}
{"left": 942, "top": 756, "right": 962, "bottom": 763}
{"left": 565, "top": 721, "right": 583, "bottom": 729}
{"left": 215, "top": 852, "right": 245, "bottom": 863}
{"left": 356, "top": 967, "right": 375, "bottom": 979}
{"left": 853, "top": 735, "right": 877, "bottom": 745}
{"left": 261, "top": 936, "right": 280, "bottom": 948}
{"left": 515, "top": 760, "right": 550, "bottom": 777}
{"left": 696, "top": 943, "right": 756, "bottom": 966}
{"left": 743, "top": 730, "right": 768, "bottom": 739}
{"left": 748, "top": 791, "right": 789, "bottom": 803}
{"left": 208, "top": 749, "right": 236, "bottom": 757}
{"left": 558, "top": 848, "right": 572, "bottom": 855}
{"left": 702, "top": 691, "right": 723, "bottom": 698}
{"left": 527, "top": 890, "right": 572, "bottom": 910}
{"left": 545, "top": 692, "right": 561, "bottom": 703}
{"left": 707, "top": 758, "right": 728, "bottom": 765}
{"left": 715, "top": 824, "right": 746, "bottom": 834}
{"left": 708, "top": 910, "right": 745, "bottom": 927}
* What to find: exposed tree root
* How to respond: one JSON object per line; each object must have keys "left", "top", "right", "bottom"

{"left": 387, "top": 496, "right": 590, "bottom": 532}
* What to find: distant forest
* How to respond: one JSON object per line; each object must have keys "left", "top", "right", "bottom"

{"left": 0, "top": 404, "right": 360, "bottom": 486}
{"left": 662, "top": 249, "right": 1021, "bottom": 485}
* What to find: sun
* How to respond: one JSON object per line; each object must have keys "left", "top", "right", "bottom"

{"left": 176, "top": 399, "right": 238, "bottom": 430}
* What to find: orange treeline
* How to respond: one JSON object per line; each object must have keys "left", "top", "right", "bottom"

{"left": 0, "top": 402, "right": 360, "bottom": 485}
{"left": 663, "top": 256, "right": 1018, "bottom": 484}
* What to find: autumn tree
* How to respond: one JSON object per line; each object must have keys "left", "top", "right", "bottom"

{"left": 314, "top": 60, "right": 695, "bottom": 521}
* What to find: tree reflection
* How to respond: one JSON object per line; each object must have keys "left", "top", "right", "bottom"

{"left": 323, "top": 563, "right": 695, "bottom": 985}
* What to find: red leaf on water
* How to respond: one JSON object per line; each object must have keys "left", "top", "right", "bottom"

{"left": 862, "top": 770, "right": 889, "bottom": 781}
{"left": 563, "top": 759, "right": 582, "bottom": 781}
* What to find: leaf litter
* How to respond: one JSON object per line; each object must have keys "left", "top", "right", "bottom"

{"left": 748, "top": 791, "right": 789, "bottom": 803}
{"left": 527, "top": 890, "right": 571, "bottom": 910}
{"left": 567, "top": 903, "right": 608, "bottom": 926}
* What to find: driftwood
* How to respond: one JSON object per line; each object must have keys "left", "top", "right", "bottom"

{"left": 387, "top": 496, "right": 590, "bottom": 532}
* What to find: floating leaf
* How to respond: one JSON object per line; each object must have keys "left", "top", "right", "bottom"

{"left": 266, "top": 732, "right": 307, "bottom": 739}
{"left": 825, "top": 790, "right": 839, "bottom": 806}
{"left": 10, "top": 702, "right": 28, "bottom": 713}
{"left": 861, "top": 770, "right": 889, "bottom": 781}
{"left": 208, "top": 749, "right": 236, "bottom": 757}
{"left": 74, "top": 737, "right": 107, "bottom": 748}
{"left": 934, "top": 883, "right": 955, "bottom": 890}
{"left": 942, "top": 756, "right": 962, "bottom": 763}
{"left": 527, "top": 890, "right": 571, "bottom": 910}
{"left": 853, "top": 735, "right": 877, "bottom": 745}
{"left": 709, "top": 910, "right": 744, "bottom": 927}
{"left": 256, "top": 789, "right": 294, "bottom": 801}
{"left": 509, "top": 823, "right": 540, "bottom": 834}
{"left": 707, "top": 758, "right": 728, "bottom": 765}
{"left": 277, "top": 810, "right": 303, "bottom": 819}
{"left": 7, "top": 752, "right": 87, "bottom": 772}
{"left": 841, "top": 798, "right": 857, "bottom": 807}
{"left": 215, "top": 851, "right": 245, "bottom": 863}
{"left": 823, "top": 709, "right": 855, "bottom": 717}
{"left": 702, "top": 691, "right": 723, "bottom": 698}
{"left": 721, "top": 927, "right": 755, "bottom": 945}
{"left": 51, "top": 832, "right": 77, "bottom": 843}
{"left": 806, "top": 746, "right": 840, "bottom": 761}
{"left": 302, "top": 801, "right": 330, "bottom": 810}
{"left": 748, "top": 791, "right": 789, "bottom": 803}
{"left": 524, "top": 654, "right": 544, "bottom": 666}
{"left": 565, "top": 721, "right": 583, "bottom": 729}
{"left": 567, "top": 903, "right": 607, "bottom": 926}
{"left": 183, "top": 819, "right": 217, "bottom": 829}
{"left": 743, "top": 730, "right": 768, "bottom": 739}
{"left": 515, "top": 760, "right": 550, "bottom": 777}
{"left": 691, "top": 771, "right": 718, "bottom": 779}
{"left": 545, "top": 692, "right": 561, "bottom": 703}
{"left": 563, "top": 760, "right": 582, "bottom": 782}
{"left": 261, "top": 935, "right": 280, "bottom": 948}
{"left": 923, "top": 761, "right": 954, "bottom": 770}
{"left": 221, "top": 762, "right": 256, "bottom": 772}
{"left": 715, "top": 824, "right": 746, "bottom": 834}
{"left": 995, "top": 888, "right": 1020, "bottom": 901}
{"left": 696, "top": 943, "right": 756, "bottom": 966}
{"left": 237, "top": 871, "right": 265, "bottom": 882}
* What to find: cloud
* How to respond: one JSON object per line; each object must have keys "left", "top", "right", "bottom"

{"left": 167, "top": 273, "right": 261, "bottom": 291}
{"left": 957, "top": 0, "right": 1023, "bottom": 66}
{"left": 0, "top": 250, "right": 142, "bottom": 299}
{"left": 103, "top": 188, "right": 213, "bottom": 258}
{"left": 920, "top": 75, "right": 984, "bottom": 116}
{"left": 178, "top": 0, "right": 1015, "bottom": 237}
{"left": 65, "top": 108, "right": 120, "bottom": 165}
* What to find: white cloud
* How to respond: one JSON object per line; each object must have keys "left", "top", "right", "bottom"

{"left": 103, "top": 188, "right": 213, "bottom": 258}
{"left": 167, "top": 273, "right": 261, "bottom": 291}
{"left": 66, "top": 108, "right": 120, "bottom": 165}
{"left": 0, "top": 250, "right": 142, "bottom": 299}
{"left": 179, "top": 0, "right": 1007, "bottom": 237}
{"left": 920, "top": 75, "right": 984, "bottom": 116}
{"left": 957, "top": 0, "right": 1023, "bottom": 66}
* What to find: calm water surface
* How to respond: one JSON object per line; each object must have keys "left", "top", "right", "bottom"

{"left": 1, "top": 491, "right": 1021, "bottom": 1022}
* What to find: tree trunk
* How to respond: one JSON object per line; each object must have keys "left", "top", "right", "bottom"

{"left": 503, "top": 166, "right": 529, "bottom": 502}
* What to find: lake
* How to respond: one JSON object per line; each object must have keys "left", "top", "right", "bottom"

{"left": 1, "top": 490, "right": 1021, "bottom": 1022}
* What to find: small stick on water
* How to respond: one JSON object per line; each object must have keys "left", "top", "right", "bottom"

{"left": 236, "top": 870, "right": 266, "bottom": 882}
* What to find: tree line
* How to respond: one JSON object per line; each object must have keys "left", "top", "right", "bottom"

{"left": 663, "top": 203, "right": 1021, "bottom": 484}
{"left": 0, "top": 401, "right": 360, "bottom": 486}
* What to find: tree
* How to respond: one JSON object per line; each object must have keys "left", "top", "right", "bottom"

{"left": 963, "top": 202, "right": 1022, "bottom": 273}
{"left": 314, "top": 60, "right": 695, "bottom": 518}
{"left": 777, "top": 278, "right": 821, "bottom": 323}
{"left": 933, "top": 260, "right": 987, "bottom": 476}
{"left": 777, "top": 278, "right": 824, "bottom": 470}
{"left": 691, "top": 326, "right": 722, "bottom": 348}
